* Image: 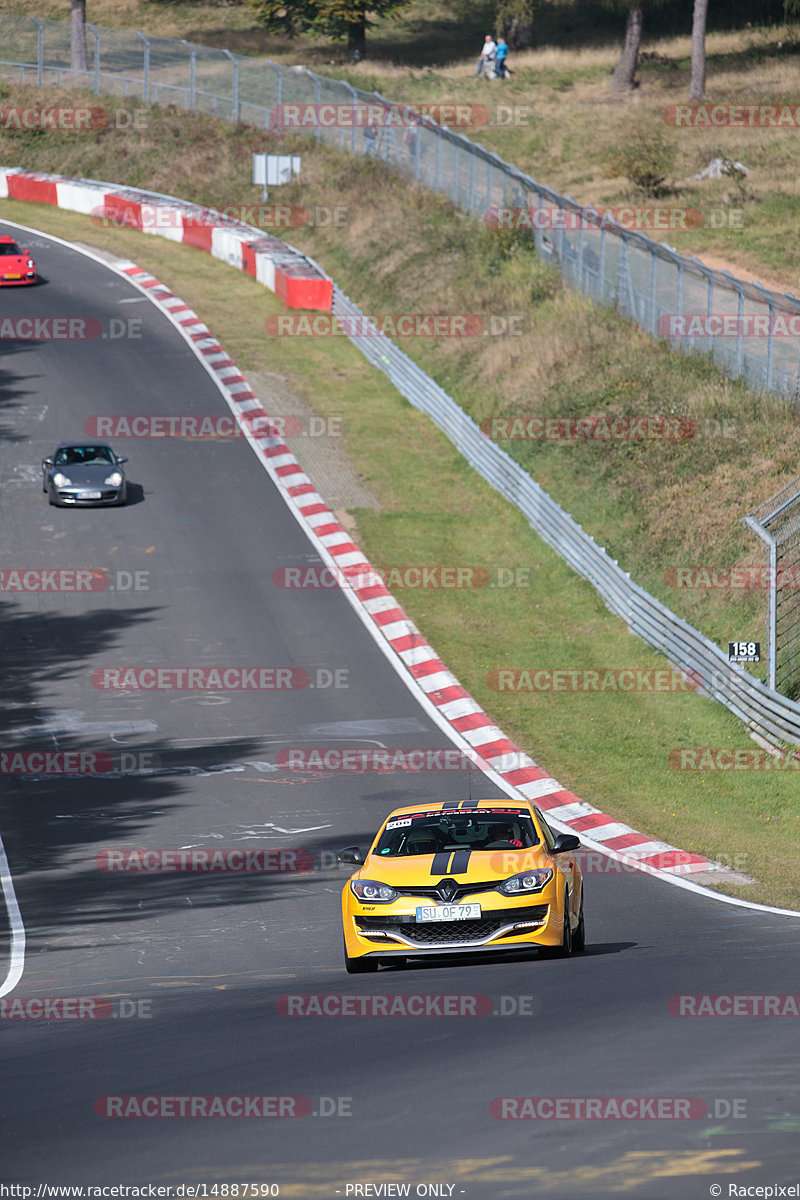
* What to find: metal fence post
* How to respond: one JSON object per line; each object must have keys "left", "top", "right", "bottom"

{"left": 648, "top": 247, "right": 657, "bottom": 329}
{"left": 743, "top": 515, "right": 777, "bottom": 690}
{"left": 136, "top": 32, "right": 150, "bottom": 102}
{"left": 181, "top": 40, "right": 196, "bottom": 111}
{"left": 221, "top": 50, "right": 239, "bottom": 122}
{"left": 309, "top": 71, "right": 322, "bottom": 141}
{"left": 30, "top": 16, "right": 43, "bottom": 87}
{"left": 576, "top": 203, "right": 585, "bottom": 290}
{"left": 341, "top": 79, "right": 358, "bottom": 156}
{"left": 87, "top": 23, "right": 100, "bottom": 94}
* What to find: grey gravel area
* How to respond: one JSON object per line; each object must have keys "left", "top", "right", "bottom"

{"left": 246, "top": 368, "right": 380, "bottom": 515}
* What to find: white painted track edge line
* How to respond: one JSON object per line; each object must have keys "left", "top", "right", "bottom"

{"left": 0, "top": 837, "right": 26, "bottom": 998}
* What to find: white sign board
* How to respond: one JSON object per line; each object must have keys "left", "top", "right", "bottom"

{"left": 252, "top": 154, "right": 301, "bottom": 186}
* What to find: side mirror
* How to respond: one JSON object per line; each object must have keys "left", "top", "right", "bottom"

{"left": 338, "top": 846, "right": 364, "bottom": 865}
{"left": 116, "top": 456, "right": 128, "bottom": 464}
{"left": 552, "top": 833, "right": 581, "bottom": 853}
{"left": 42, "top": 457, "right": 53, "bottom": 468}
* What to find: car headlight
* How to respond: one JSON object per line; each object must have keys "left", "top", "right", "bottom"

{"left": 350, "top": 879, "right": 398, "bottom": 903}
{"left": 27, "top": 260, "right": 35, "bottom": 270}
{"left": 52, "top": 473, "right": 71, "bottom": 487}
{"left": 497, "top": 868, "right": 553, "bottom": 896}
{"left": 104, "top": 471, "right": 123, "bottom": 486}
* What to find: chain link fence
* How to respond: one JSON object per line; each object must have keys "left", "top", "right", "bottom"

{"left": 746, "top": 478, "right": 800, "bottom": 701}
{"left": 3, "top": 13, "right": 800, "bottom": 401}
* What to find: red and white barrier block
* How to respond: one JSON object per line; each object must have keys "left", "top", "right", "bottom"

{"left": 0, "top": 167, "right": 332, "bottom": 311}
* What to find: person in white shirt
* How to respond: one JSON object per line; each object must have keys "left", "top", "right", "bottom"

{"left": 474, "top": 34, "right": 497, "bottom": 77}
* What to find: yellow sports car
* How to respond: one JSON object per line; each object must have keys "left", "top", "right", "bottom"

{"left": 338, "top": 798, "right": 584, "bottom": 972}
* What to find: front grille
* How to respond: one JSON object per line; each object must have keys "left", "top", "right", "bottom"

{"left": 357, "top": 905, "right": 548, "bottom": 947}
{"left": 397, "top": 880, "right": 502, "bottom": 903}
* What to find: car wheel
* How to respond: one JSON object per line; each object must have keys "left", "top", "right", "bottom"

{"left": 344, "top": 939, "right": 379, "bottom": 974}
{"left": 572, "top": 892, "right": 585, "bottom": 953}
{"left": 540, "top": 888, "right": 572, "bottom": 958}
{"left": 47, "top": 491, "right": 55, "bottom": 506}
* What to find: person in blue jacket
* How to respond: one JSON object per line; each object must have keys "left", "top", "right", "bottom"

{"left": 495, "top": 37, "right": 510, "bottom": 79}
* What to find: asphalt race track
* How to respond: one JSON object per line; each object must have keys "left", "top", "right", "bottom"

{"left": 2, "top": 224, "right": 800, "bottom": 1200}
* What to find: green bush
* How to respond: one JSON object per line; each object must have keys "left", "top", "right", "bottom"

{"left": 606, "top": 130, "right": 676, "bottom": 197}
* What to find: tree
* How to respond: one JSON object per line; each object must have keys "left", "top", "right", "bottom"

{"left": 609, "top": 3, "right": 643, "bottom": 93}
{"left": 71, "top": 0, "right": 89, "bottom": 75}
{"left": 688, "top": 0, "right": 708, "bottom": 100}
{"left": 249, "top": 0, "right": 413, "bottom": 62}
{"left": 495, "top": 0, "right": 536, "bottom": 49}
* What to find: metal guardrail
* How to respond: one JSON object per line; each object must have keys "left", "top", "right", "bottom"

{"left": 328, "top": 286, "right": 800, "bottom": 751}
{"left": 4, "top": 15, "right": 800, "bottom": 746}
{"left": 3, "top": 13, "right": 800, "bottom": 400}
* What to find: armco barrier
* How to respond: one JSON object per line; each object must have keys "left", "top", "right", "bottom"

{"left": 5, "top": 167, "right": 800, "bottom": 752}
{"left": 3, "top": 12, "right": 800, "bottom": 399}
{"left": 0, "top": 168, "right": 332, "bottom": 311}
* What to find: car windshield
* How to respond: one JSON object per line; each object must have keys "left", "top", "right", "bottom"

{"left": 0, "top": 242, "right": 22, "bottom": 256}
{"left": 374, "top": 809, "right": 539, "bottom": 857}
{"left": 54, "top": 446, "right": 115, "bottom": 466}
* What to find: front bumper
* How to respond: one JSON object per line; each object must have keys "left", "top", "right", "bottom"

{"left": 1, "top": 273, "right": 36, "bottom": 286}
{"left": 345, "top": 900, "right": 560, "bottom": 958}
{"left": 51, "top": 485, "right": 126, "bottom": 506}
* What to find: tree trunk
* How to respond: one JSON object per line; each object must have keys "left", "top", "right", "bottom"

{"left": 347, "top": 18, "right": 366, "bottom": 62}
{"left": 609, "top": 5, "right": 643, "bottom": 94}
{"left": 688, "top": 0, "right": 708, "bottom": 101}
{"left": 71, "top": 0, "right": 88, "bottom": 75}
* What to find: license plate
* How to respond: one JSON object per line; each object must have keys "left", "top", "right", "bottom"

{"left": 416, "top": 903, "right": 481, "bottom": 922}
{"left": 78, "top": 491, "right": 102, "bottom": 499}
{"left": 3, "top": 274, "right": 21, "bottom": 280}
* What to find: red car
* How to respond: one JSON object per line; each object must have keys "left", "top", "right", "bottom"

{"left": 0, "top": 236, "right": 37, "bottom": 285}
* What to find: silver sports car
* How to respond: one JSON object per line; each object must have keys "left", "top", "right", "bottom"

{"left": 42, "top": 443, "right": 128, "bottom": 507}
